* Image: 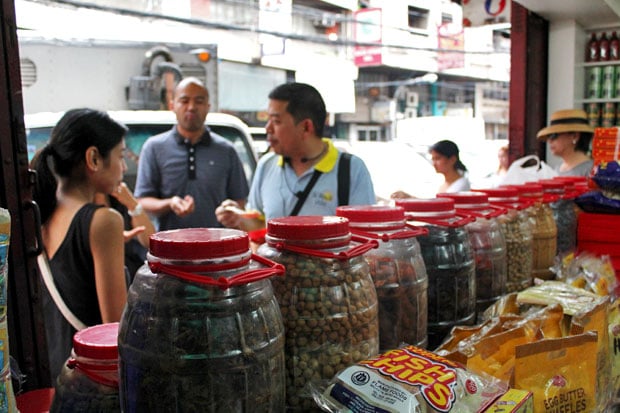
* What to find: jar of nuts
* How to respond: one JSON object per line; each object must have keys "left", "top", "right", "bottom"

{"left": 540, "top": 179, "right": 578, "bottom": 255}
{"left": 517, "top": 183, "right": 558, "bottom": 281}
{"left": 395, "top": 198, "right": 476, "bottom": 351}
{"left": 50, "top": 323, "right": 121, "bottom": 412}
{"left": 477, "top": 187, "right": 534, "bottom": 293}
{"left": 438, "top": 192, "right": 508, "bottom": 321}
{"left": 118, "top": 228, "right": 286, "bottom": 412}
{"left": 257, "top": 216, "right": 380, "bottom": 412}
{"left": 336, "top": 205, "right": 429, "bottom": 351}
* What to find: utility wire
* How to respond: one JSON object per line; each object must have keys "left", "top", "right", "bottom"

{"left": 23, "top": 0, "right": 509, "bottom": 55}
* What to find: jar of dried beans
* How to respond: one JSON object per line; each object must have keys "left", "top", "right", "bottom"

{"left": 336, "top": 205, "right": 429, "bottom": 351}
{"left": 540, "top": 179, "right": 578, "bottom": 255}
{"left": 395, "top": 198, "right": 476, "bottom": 350}
{"left": 257, "top": 216, "right": 379, "bottom": 411}
{"left": 438, "top": 192, "right": 507, "bottom": 321}
{"left": 516, "top": 183, "right": 558, "bottom": 281}
{"left": 50, "top": 323, "right": 121, "bottom": 412}
{"left": 118, "top": 228, "right": 286, "bottom": 412}
{"left": 476, "top": 187, "right": 534, "bottom": 293}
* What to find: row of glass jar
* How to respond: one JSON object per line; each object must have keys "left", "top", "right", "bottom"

{"left": 49, "top": 175, "right": 586, "bottom": 412}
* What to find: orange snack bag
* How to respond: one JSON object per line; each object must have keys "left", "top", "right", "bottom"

{"left": 514, "top": 332, "right": 598, "bottom": 413}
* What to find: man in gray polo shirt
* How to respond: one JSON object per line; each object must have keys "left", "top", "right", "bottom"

{"left": 134, "top": 77, "right": 249, "bottom": 230}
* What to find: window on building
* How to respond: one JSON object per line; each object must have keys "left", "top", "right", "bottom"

{"left": 408, "top": 6, "right": 430, "bottom": 31}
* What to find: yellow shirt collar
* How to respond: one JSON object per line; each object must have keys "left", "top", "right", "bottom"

{"left": 277, "top": 138, "right": 338, "bottom": 173}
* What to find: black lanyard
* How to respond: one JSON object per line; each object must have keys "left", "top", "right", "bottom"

{"left": 290, "top": 170, "right": 322, "bottom": 216}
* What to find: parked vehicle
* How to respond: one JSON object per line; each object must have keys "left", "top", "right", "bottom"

{"left": 25, "top": 110, "right": 258, "bottom": 190}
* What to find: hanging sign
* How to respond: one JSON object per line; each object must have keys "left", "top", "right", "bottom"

{"left": 462, "top": 0, "right": 510, "bottom": 27}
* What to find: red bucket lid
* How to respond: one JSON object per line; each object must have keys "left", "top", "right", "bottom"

{"left": 149, "top": 228, "right": 249, "bottom": 260}
{"left": 73, "top": 322, "right": 119, "bottom": 360}
{"left": 538, "top": 179, "right": 565, "bottom": 193}
{"left": 473, "top": 187, "right": 519, "bottom": 201}
{"left": 395, "top": 197, "right": 454, "bottom": 212}
{"left": 437, "top": 191, "right": 489, "bottom": 207}
{"left": 267, "top": 215, "right": 349, "bottom": 240}
{"left": 336, "top": 205, "right": 405, "bottom": 222}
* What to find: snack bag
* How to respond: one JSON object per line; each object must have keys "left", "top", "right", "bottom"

{"left": 609, "top": 297, "right": 620, "bottom": 404}
{"left": 513, "top": 332, "right": 598, "bottom": 413}
{"left": 312, "top": 345, "right": 507, "bottom": 413}
{"left": 570, "top": 297, "right": 611, "bottom": 411}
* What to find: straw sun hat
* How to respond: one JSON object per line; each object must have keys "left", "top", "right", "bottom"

{"left": 536, "top": 109, "right": 594, "bottom": 140}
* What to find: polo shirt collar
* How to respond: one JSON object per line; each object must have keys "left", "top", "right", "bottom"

{"left": 173, "top": 126, "right": 212, "bottom": 146}
{"left": 277, "top": 138, "right": 338, "bottom": 172}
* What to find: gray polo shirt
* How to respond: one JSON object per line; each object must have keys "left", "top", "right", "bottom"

{"left": 135, "top": 126, "right": 249, "bottom": 230}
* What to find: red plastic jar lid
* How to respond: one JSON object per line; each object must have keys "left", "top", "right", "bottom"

{"left": 73, "top": 322, "right": 119, "bottom": 360}
{"left": 538, "top": 179, "right": 565, "bottom": 193}
{"left": 149, "top": 228, "right": 249, "bottom": 260}
{"left": 267, "top": 215, "right": 349, "bottom": 240}
{"left": 512, "top": 183, "right": 544, "bottom": 198}
{"left": 336, "top": 205, "right": 405, "bottom": 223}
{"left": 473, "top": 187, "right": 519, "bottom": 202}
{"left": 395, "top": 197, "right": 455, "bottom": 218}
{"left": 437, "top": 191, "right": 489, "bottom": 207}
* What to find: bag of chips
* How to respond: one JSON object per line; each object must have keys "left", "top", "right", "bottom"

{"left": 311, "top": 345, "right": 507, "bottom": 413}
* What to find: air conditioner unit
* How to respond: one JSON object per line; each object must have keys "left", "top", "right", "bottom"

{"left": 406, "top": 91, "right": 419, "bottom": 108}
{"left": 312, "top": 14, "right": 336, "bottom": 28}
{"left": 404, "top": 108, "right": 418, "bottom": 119}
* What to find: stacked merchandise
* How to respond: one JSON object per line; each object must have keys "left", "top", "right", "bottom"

{"left": 575, "top": 127, "right": 620, "bottom": 282}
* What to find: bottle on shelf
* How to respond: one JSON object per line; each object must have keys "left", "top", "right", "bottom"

{"left": 610, "top": 31, "right": 619, "bottom": 60}
{"left": 599, "top": 32, "right": 610, "bottom": 61}
{"left": 586, "top": 32, "right": 599, "bottom": 62}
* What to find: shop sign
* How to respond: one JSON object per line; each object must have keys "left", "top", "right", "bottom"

{"left": 353, "top": 8, "right": 382, "bottom": 67}
{"left": 437, "top": 22, "right": 464, "bottom": 71}
{"left": 462, "top": 0, "right": 511, "bottom": 27}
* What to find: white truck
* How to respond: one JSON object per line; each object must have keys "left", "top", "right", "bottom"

{"left": 18, "top": 35, "right": 219, "bottom": 114}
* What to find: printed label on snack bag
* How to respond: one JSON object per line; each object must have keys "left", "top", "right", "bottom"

{"left": 330, "top": 365, "right": 419, "bottom": 412}
{"left": 359, "top": 347, "right": 459, "bottom": 412}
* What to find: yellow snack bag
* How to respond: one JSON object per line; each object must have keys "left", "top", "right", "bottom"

{"left": 513, "top": 332, "right": 598, "bottom": 413}
{"left": 570, "top": 296, "right": 611, "bottom": 411}
{"left": 609, "top": 297, "right": 620, "bottom": 404}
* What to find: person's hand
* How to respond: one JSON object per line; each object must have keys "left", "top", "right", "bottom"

{"left": 123, "top": 226, "right": 145, "bottom": 243}
{"left": 170, "top": 195, "right": 195, "bottom": 217}
{"left": 390, "top": 190, "right": 413, "bottom": 199}
{"left": 215, "top": 199, "right": 243, "bottom": 229}
{"left": 110, "top": 182, "right": 135, "bottom": 208}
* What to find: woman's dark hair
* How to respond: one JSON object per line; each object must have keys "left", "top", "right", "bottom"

{"left": 268, "top": 82, "right": 326, "bottom": 138}
{"left": 31, "top": 108, "right": 127, "bottom": 224}
{"left": 430, "top": 139, "right": 467, "bottom": 172}
{"left": 576, "top": 132, "right": 593, "bottom": 154}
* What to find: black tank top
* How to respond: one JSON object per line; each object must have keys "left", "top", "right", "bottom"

{"left": 42, "top": 203, "right": 104, "bottom": 380}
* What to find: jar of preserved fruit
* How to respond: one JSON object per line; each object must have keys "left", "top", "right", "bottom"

{"left": 539, "top": 179, "right": 578, "bottom": 255}
{"left": 475, "top": 187, "right": 534, "bottom": 293}
{"left": 118, "top": 228, "right": 286, "bottom": 412}
{"left": 336, "top": 205, "right": 429, "bottom": 351}
{"left": 517, "top": 183, "right": 558, "bottom": 281}
{"left": 257, "top": 216, "right": 379, "bottom": 411}
{"left": 438, "top": 192, "right": 507, "bottom": 320}
{"left": 395, "top": 198, "right": 476, "bottom": 350}
{"left": 50, "top": 323, "right": 120, "bottom": 413}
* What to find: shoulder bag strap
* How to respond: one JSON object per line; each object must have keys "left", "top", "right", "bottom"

{"left": 337, "top": 152, "right": 351, "bottom": 206}
{"left": 37, "top": 252, "right": 87, "bottom": 331}
{"left": 290, "top": 169, "right": 323, "bottom": 216}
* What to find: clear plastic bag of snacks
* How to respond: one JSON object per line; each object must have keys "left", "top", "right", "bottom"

{"left": 551, "top": 252, "right": 618, "bottom": 298}
{"left": 310, "top": 345, "right": 507, "bottom": 413}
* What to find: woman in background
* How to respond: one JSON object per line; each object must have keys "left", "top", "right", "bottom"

{"left": 536, "top": 109, "right": 594, "bottom": 177}
{"left": 392, "top": 139, "right": 470, "bottom": 199}
{"left": 31, "top": 108, "right": 129, "bottom": 380}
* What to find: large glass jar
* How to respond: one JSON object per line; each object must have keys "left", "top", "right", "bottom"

{"left": 395, "top": 198, "right": 476, "bottom": 351}
{"left": 438, "top": 192, "right": 507, "bottom": 320}
{"left": 336, "top": 205, "right": 429, "bottom": 351}
{"left": 50, "top": 323, "right": 120, "bottom": 412}
{"left": 118, "top": 228, "right": 286, "bottom": 412}
{"left": 517, "top": 183, "right": 558, "bottom": 281}
{"left": 257, "top": 216, "right": 379, "bottom": 412}
{"left": 476, "top": 187, "right": 534, "bottom": 293}
{"left": 540, "top": 179, "right": 578, "bottom": 255}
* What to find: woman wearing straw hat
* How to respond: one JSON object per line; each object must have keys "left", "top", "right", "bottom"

{"left": 536, "top": 109, "right": 594, "bottom": 177}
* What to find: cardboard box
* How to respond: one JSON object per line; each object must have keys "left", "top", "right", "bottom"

{"left": 484, "top": 389, "right": 534, "bottom": 413}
